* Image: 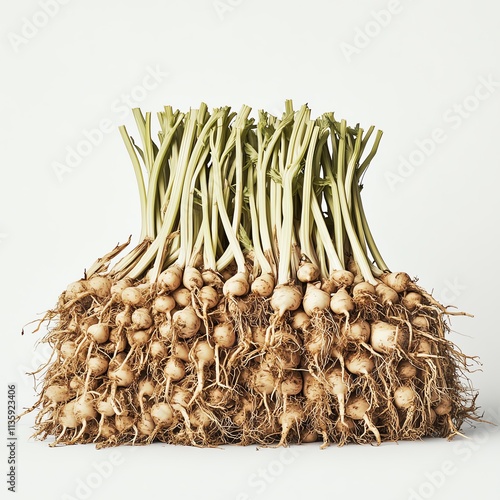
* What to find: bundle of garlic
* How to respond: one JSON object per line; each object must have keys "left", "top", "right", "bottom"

{"left": 22, "top": 102, "right": 478, "bottom": 448}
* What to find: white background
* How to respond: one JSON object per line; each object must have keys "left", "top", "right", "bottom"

{"left": 1, "top": 1, "right": 500, "bottom": 499}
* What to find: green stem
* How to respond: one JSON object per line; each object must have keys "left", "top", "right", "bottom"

{"left": 299, "top": 126, "right": 319, "bottom": 266}
{"left": 161, "top": 131, "right": 180, "bottom": 215}
{"left": 200, "top": 164, "right": 216, "bottom": 271}
{"left": 211, "top": 116, "right": 246, "bottom": 274}
{"left": 177, "top": 143, "right": 210, "bottom": 269}
{"left": 268, "top": 149, "right": 280, "bottom": 269}
{"left": 118, "top": 126, "right": 148, "bottom": 242}
{"left": 274, "top": 135, "right": 286, "bottom": 255}
{"left": 189, "top": 208, "right": 204, "bottom": 267}
{"left": 145, "top": 113, "right": 183, "bottom": 239}
{"left": 247, "top": 161, "right": 271, "bottom": 275}
{"left": 352, "top": 185, "right": 367, "bottom": 255}
{"left": 344, "top": 129, "right": 363, "bottom": 210}
{"left": 354, "top": 178, "right": 390, "bottom": 272}
{"left": 132, "top": 109, "right": 156, "bottom": 174}
{"left": 213, "top": 107, "right": 252, "bottom": 269}
{"left": 336, "top": 120, "right": 377, "bottom": 285}
{"left": 315, "top": 226, "right": 328, "bottom": 280}
{"left": 277, "top": 118, "right": 314, "bottom": 284}
{"left": 358, "top": 129, "right": 384, "bottom": 180}
{"left": 257, "top": 112, "right": 294, "bottom": 265}
{"left": 321, "top": 141, "right": 344, "bottom": 269}
{"left": 359, "top": 125, "right": 374, "bottom": 158}
{"left": 127, "top": 108, "right": 201, "bottom": 279}
{"left": 310, "top": 187, "right": 343, "bottom": 273}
